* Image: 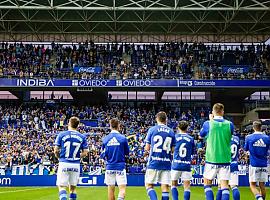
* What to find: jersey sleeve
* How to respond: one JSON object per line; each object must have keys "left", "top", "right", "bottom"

{"left": 199, "top": 121, "right": 209, "bottom": 138}
{"left": 192, "top": 138, "right": 196, "bottom": 155}
{"left": 145, "top": 127, "right": 153, "bottom": 144}
{"left": 82, "top": 135, "right": 88, "bottom": 150}
{"left": 54, "top": 133, "right": 61, "bottom": 147}
{"left": 171, "top": 131, "right": 176, "bottom": 147}
{"left": 244, "top": 136, "right": 249, "bottom": 151}
{"left": 229, "top": 122, "right": 234, "bottom": 134}
{"left": 100, "top": 140, "right": 107, "bottom": 160}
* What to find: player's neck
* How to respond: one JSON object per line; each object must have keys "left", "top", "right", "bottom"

{"left": 68, "top": 128, "right": 77, "bottom": 131}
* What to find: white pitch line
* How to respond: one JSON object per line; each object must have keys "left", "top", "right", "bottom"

{"left": 0, "top": 187, "right": 47, "bottom": 194}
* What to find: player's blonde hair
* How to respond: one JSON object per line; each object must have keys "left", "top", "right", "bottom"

{"left": 212, "top": 103, "right": 224, "bottom": 115}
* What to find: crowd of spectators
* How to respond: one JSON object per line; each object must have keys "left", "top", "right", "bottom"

{"left": 0, "top": 103, "right": 266, "bottom": 175}
{"left": 0, "top": 41, "right": 269, "bottom": 80}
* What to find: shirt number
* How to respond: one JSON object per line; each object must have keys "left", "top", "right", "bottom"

{"left": 64, "top": 141, "right": 81, "bottom": 159}
{"left": 179, "top": 143, "right": 187, "bottom": 158}
{"left": 231, "top": 144, "right": 237, "bottom": 159}
{"left": 153, "top": 136, "right": 172, "bottom": 154}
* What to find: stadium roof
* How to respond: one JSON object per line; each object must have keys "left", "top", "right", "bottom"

{"left": 0, "top": 0, "right": 270, "bottom": 42}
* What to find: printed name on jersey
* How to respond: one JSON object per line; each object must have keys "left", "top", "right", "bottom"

{"left": 255, "top": 168, "right": 267, "bottom": 173}
{"left": 107, "top": 137, "right": 120, "bottom": 146}
{"left": 151, "top": 156, "right": 171, "bottom": 162}
{"left": 253, "top": 139, "right": 266, "bottom": 147}
{"left": 173, "top": 160, "right": 191, "bottom": 164}
{"left": 176, "top": 136, "right": 191, "bottom": 142}
{"left": 157, "top": 127, "right": 170, "bottom": 133}
{"left": 62, "top": 134, "right": 83, "bottom": 142}
{"left": 62, "top": 167, "right": 79, "bottom": 172}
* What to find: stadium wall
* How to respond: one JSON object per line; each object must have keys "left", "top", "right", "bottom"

{"left": 0, "top": 175, "right": 269, "bottom": 187}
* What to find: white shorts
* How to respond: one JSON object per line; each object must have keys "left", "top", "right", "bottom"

{"left": 56, "top": 162, "right": 80, "bottom": 187}
{"left": 249, "top": 166, "right": 268, "bottom": 183}
{"left": 104, "top": 170, "right": 127, "bottom": 186}
{"left": 229, "top": 171, "right": 239, "bottom": 186}
{"left": 203, "top": 163, "right": 230, "bottom": 181}
{"left": 171, "top": 170, "right": 192, "bottom": 181}
{"left": 145, "top": 169, "right": 171, "bottom": 185}
{"left": 217, "top": 171, "right": 238, "bottom": 186}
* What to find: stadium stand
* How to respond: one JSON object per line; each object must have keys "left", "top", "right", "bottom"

{"left": 0, "top": 42, "right": 270, "bottom": 80}
{"left": 0, "top": 103, "right": 268, "bottom": 176}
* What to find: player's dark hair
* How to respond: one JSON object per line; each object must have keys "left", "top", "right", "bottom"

{"left": 156, "top": 111, "right": 167, "bottom": 123}
{"left": 213, "top": 103, "right": 224, "bottom": 114}
{"left": 110, "top": 118, "right": 120, "bottom": 129}
{"left": 178, "top": 120, "right": 189, "bottom": 131}
{"left": 69, "top": 117, "right": 80, "bottom": 129}
{"left": 253, "top": 120, "right": 262, "bottom": 131}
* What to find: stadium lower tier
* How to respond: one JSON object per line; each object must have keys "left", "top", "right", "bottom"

{"left": 0, "top": 186, "right": 266, "bottom": 200}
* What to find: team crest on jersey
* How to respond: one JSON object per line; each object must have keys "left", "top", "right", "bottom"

{"left": 107, "top": 137, "right": 120, "bottom": 146}
{"left": 253, "top": 139, "right": 266, "bottom": 147}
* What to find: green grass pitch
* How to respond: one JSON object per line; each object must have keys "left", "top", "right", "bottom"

{"left": 0, "top": 186, "right": 266, "bottom": 200}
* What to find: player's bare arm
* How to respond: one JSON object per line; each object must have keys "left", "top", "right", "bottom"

{"left": 80, "top": 148, "right": 89, "bottom": 158}
{"left": 54, "top": 146, "right": 60, "bottom": 159}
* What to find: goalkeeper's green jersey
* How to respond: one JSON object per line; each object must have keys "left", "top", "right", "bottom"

{"left": 205, "top": 120, "right": 232, "bottom": 164}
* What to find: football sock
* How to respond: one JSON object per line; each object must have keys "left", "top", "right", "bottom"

{"left": 59, "top": 190, "right": 67, "bottom": 200}
{"left": 232, "top": 187, "right": 240, "bottom": 200}
{"left": 216, "top": 188, "right": 222, "bottom": 200}
{"left": 69, "top": 193, "right": 77, "bottom": 200}
{"left": 221, "top": 188, "right": 230, "bottom": 200}
{"left": 204, "top": 185, "right": 214, "bottom": 200}
{"left": 171, "top": 186, "right": 178, "bottom": 200}
{"left": 184, "top": 189, "right": 191, "bottom": 200}
{"left": 147, "top": 188, "right": 158, "bottom": 200}
{"left": 161, "top": 192, "right": 169, "bottom": 200}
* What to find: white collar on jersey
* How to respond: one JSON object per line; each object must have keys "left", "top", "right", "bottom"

{"left": 157, "top": 123, "right": 166, "bottom": 126}
{"left": 179, "top": 132, "right": 187, "bottom": 135}
{"left": 213, "top": 116, "right": 224, "bottom": 119}
{"left": 111, "top": 130, "right": 120, "bottom": 134}
{"left": 253, "top": 131, "right": 264, "bottom": 134}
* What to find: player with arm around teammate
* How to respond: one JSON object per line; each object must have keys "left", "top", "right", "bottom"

{"left": 101, "top": 118, "right": 129, "bottom": 200}
{"left": 145, "top": 111, "right": 176, "bottom": 200}
{"left": 244, "top": 121, "right": 270, "bottom": 200}
{"left": 171, "top": 120, "right": 195, "bottom": 200}
{"left": 216, "top": 134, "right": 241, "bottom": 200}
{"left": 199, "top": 103, "right": 234, "bottom": 200}
{"left": 54, "top": 117, "right": 89, "bottom": 200}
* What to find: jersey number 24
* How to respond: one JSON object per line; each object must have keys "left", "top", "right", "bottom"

{"left": 153, "top": 136, "right": 172, "bottom": 154}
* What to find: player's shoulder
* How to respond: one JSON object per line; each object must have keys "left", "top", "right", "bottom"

{"left": 245, "top": 133, "right": 252, "bottom": 139}
{"left": 57, "top": 130, "right": 68, "bottom": 137}
{"left": 102, "top": 133, "right": 111, "bottom": 142}
{"left": 202, "top": 120, "right": 210, "bottom": 126}
{"left": 116, "top": 132, "right": 127, "bottom": 140}
{"left": 232, "top": 135, "right": 240, "bottom": 141}
{"left": 147, "top": 126, "right": 156, "bottom": 133}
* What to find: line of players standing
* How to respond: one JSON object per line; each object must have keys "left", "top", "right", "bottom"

{"left": 53, "top": 103, "right": 270, "bottom": 200}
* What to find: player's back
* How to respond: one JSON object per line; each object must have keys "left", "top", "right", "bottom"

{"left": 172, "top": 133, "right": 194, "bottom": 171}
{"left": 245, "top": 133, "right": 270, "bottom": 167}
{"left": 55, "top": 130, "right": 87, "bottom": 163}
{"left": 230, "top": 135, "right": 240, "bottom": 172}
{"left": 145, "top": 124, "right": 175, "bottom": 170}
{"left": 102, "top": 130, "right": 129, "bottom": 170}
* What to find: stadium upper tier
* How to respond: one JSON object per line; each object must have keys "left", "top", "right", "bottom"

{"left": 0, "top": 42, "right": 269, "bottom": 80}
